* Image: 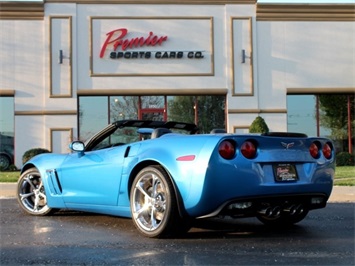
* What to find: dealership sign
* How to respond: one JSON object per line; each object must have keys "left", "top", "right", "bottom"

{"left": 100, "top": 28, "right": 205, "bottom": 60}
{"left": 91, "top": 18, "right": 213, "bottom": 76}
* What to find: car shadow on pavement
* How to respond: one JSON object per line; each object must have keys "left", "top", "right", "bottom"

{"left": 184, "top": 217, "right": 309, "bottom": 239}
{"left": 47, "top": 209, "right": 309, "bottom": 240}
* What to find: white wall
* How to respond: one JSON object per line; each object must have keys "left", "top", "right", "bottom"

{"left": 1, "top": 3, "right": 354, "bottom": 168}
{"left": 0, "top": 20, "right": 47, "bottom": 166}
{"left": 256, "top": 21, "right": 355, "bottom": 107}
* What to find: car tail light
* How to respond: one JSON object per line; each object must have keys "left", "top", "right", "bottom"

{"left": 241, "top": 141, "right": 257, "bottom": 159}
{"left": 322, "top": 142, "right": 333, "bottom": 159}
{"left": 309, "top": 142, "right": 320, "bottom": 159}
{"left": 218, "top": 140, "right": 235, "bottom": 160}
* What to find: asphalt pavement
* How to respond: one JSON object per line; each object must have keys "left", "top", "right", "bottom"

{"left": 0, "top": 182, "right": 354, "bottom": 202}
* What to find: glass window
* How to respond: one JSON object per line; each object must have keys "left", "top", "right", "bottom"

{"left": 0, "top": 96, "right": 14, "bottom": 170}
{"left": 91, "top": 126, "right": 141, "bottom": 151}
{"left": 287, "top": 95, "right": 332, "bottom": 138}
{"left": 110, "top": 96, "right": 139, "bottom": 122}
{"left": 287, "top": 95, "right": 317, "bottom": 137}
{"left": 79, "top": 94, "right": 226, "bottom": 141}
{"left": 167, "top": 95, "right": 225, "bottom": 133}
{"left": 79, "top": 96, "right": 109, "bottom": 141}
{"left": 140, "top": 96, "right": 165, "bottom": 109}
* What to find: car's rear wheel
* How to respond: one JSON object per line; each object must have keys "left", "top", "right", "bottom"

{"left": 130, "top": 165, "right": 187, "bottom": 238}
{"left": 17, "top": 167, "right": 54, "bottom": 216}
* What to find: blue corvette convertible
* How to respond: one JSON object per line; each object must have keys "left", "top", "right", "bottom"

{"left": 17, "top": 120, "right": 335, "bottom": 238}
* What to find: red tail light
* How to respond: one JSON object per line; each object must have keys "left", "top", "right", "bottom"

{"left": 241, "top": 141, "right": 257, "bottom": 159}
{"left": 218, "top": 140, "right": 235, "bottom": 160}
{"left": 309, "top": 142, "right": 320, "bottom": 159}
{"left": 322, "top": 142, "right": 333, "bottom": 159}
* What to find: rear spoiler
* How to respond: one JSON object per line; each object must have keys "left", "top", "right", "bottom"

{"left": 262, "top": 132, "right": 308, "bottom": 138}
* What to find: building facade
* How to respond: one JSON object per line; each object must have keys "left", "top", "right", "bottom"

{"left": 0, "top": 0, "right": 354, "bottom": 169}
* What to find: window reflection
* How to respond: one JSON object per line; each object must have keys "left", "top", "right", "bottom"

{"left": 79, "top": 96, "right": 108, "bottom": 141}
{"left": 140, "top": 96, "right": 165, "bottom": 109}
{"left": 91, "top": 127, "right": 141, "bottom": 151}
{"left": 167, "top": 95, "right": 225, "bottom": 133}
{"left": 287, "top": 95, "right": 331, "bottom": 137}
{"left": 79, "top": 95, "right": 226, "bottom": 140}
{"left": 110, "top": 96, "right": 138, "bottom": 122}
{"left": 0, "top": 96, "right": 14, "bottom": 170}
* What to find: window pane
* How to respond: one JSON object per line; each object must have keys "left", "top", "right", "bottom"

{"left": 0, "top": 96, "right": 14, "bottom": 169}
{"left": 0, "top": 97, "right": 14, "bottom": 135}
{"left": 140, "top": 96, "right": 165, "bottom": 109}
{"left": 167, "top": 95, "right": 225, "bottom": 133}
{"left": 196, "top": 95, "right": 225, "bottom": 133}
{"left": 110, "top": 96, "right": 138, "bottom": 122}
{"left": 79, "top": 96, "right": 108, "bottom": 141}
{"left": 91, "top": 127, "right": 141, "bottom": 151}
{"left": 287, "top": 95, "right": 317, "bottom": 136}
{"left": 79, "top": 94, "right": 227, "bottom": 142}
{"left": 167, "top": 96, "right": 195, "bottom": 124}
{"left": 287, "top": 95, "right": 333, "bottom": 138}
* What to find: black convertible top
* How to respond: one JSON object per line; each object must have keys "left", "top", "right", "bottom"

{"left": 113, "top": 120, "right": 199, "bottom": 134}
{"left": 84, "top": 120, "right": 198, "bottom": 151}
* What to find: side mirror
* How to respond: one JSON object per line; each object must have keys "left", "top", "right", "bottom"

{"left": 69, "top": 141, "right": 85, "bottom": 152}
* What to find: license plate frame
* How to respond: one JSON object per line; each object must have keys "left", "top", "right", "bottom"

{"left": 273, "top": 163, "right": 298, "bottom": 182}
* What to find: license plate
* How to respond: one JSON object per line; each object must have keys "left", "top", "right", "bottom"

{"left": 273, "top": 163, "right": 298, "bottom": 182}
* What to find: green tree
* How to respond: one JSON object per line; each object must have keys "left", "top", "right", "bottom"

{"left": 319, "top": 94, "right": 354, "bottom": 151}
{"left": 168, "top": 96, "right": 225, "bottom": 133}
{"left": 110, "top": 96, "right": 139, "bottom": 121}
{"left": 22, "top": 148, "right": 51, "bottom": 164}
{"left": 249, "top": 116, "right": 269, "bottom": 133}
{"left": 168, "top": 96, "right": 195, "bottom": 124}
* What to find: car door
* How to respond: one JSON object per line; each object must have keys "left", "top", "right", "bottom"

{"left": 57, "top": 145, "right": 126, "bottom": 206}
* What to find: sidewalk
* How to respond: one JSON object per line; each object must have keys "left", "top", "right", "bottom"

{"left": 0, "top": 183, "right": 354, "bottom": 202}
{"left": 327, "top": 186, "right": 355, "bottom": 202}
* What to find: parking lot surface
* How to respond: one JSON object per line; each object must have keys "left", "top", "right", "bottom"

{"left": 0, "top": 185, "right": 354, "bottom": 265}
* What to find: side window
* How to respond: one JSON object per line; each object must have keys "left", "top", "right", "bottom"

{"left": 0, "top": 96, "right": 14, "bottom": 170}
{"left": 90, "top": 127, "right": 140, "bottom": 151}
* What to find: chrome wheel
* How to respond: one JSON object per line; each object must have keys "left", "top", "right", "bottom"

{"left": 17, "top": 168, "right": 53, "bottom": 216}
{"left": 130, "top": 166, "right": 177, "bottom": 238}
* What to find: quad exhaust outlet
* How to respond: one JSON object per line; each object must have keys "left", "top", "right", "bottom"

{"left": 258, "top": 204, "right": 305, "bottom": 218}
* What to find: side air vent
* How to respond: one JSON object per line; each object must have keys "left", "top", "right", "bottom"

{"left": 46, "top": 169, "right": 62, "bottom": 194}
{"left": 124, "top": 146, "right": 131, "bottom": 158}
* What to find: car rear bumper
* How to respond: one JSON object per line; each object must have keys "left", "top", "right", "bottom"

{"left": 196, "top": 192, "right": 328, "bottom": 219}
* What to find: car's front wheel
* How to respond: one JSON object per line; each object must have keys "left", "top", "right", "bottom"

{"left": 130, "top": 165, "right": 187, "bottom": 238}
{"left": 17, "top": 167, "right": 54, "bottom": 216}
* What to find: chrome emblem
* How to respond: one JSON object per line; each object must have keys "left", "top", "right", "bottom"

{"left": 281, "top": 142, "right": 295, "bottom": 149}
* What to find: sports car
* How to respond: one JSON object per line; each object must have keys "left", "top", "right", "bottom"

{"left": 17, "top": 120, "right": 335, "bottom": 238}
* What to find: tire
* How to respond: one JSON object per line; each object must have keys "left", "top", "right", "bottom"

{"left": 130, "top": 165, "right": 188, "bottom": 238}
{"left": 0, "top": 154, "right": 11, "bottom": 170}
{"left": 17, "top": 167, "right": 54, "bottom": 216}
